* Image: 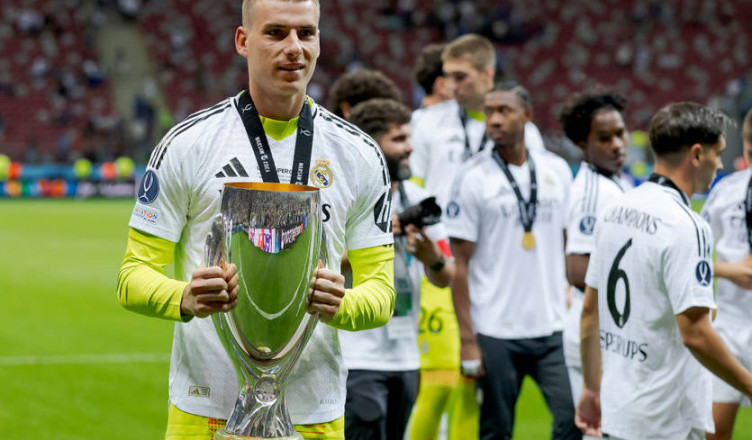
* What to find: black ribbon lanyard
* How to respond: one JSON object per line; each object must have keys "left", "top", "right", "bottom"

{"left": 459, "top": 108, "right": 488, "bottom": 160}
{"left": 648, "top": 173, "right": 689, "bottom": 207}
{"left": 236, "top": 89, "right": 314, "bottom": 185}
{"left": 397, "top": 181, "right": 409, "bottom": 209}
{"left": 745, "top": 173, "right": 752, "bottom": 252}
{"left": 492, "top": 149, "right": 537, "bottom": 234}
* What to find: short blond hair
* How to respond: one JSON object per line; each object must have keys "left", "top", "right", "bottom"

{"left": 442, "top": 34, "right": 496, "bottom": 71}
{"left": 241, "top": 0, "right": 320, "bottom": 27}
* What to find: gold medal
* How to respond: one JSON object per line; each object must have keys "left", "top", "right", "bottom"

{"left": 522, "top": 231, "right": 536, "bottom": 250}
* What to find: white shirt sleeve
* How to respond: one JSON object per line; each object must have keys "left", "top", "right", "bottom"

{"left": 700, "top": 183, "right": 723, "bottom": 243}
{"left": 524, "top": 121, "right": 545, "bottom": 152}
{"left": 408, "top": 118, "right": 431, "bottom": 183}
{"left": 566, "top": 193, "right": 595, "bottom": 255}
{"left": 345, "top": 141, "right": 395, "bottom": 251}
{"left": 443, "top": 169, "right": 480, "bottom": 243}
{"left": 128, "top": 138, "right": 191, "bottom": 242}
{"left": 663, "top": 221, "right": 716, "bottom": 314}
{"left": 584, "top": 215, "right": 602, "bottom": 290}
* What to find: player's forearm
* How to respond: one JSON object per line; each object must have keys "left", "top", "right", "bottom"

{"left": 328, "top": 245, "right": 395, "bottom": 331}
{"left": 451, "top": 266, "right": 476, "bottom": 343}
{"left": 117, "top": 229, "right": 189, "bottom": 322}
{"left": 713, "top": 261, "right": 733, "bottom": 279}
{"left": 566, "top": 254, "right": 589, "bottom": 291}
{"left": 424, "top": 258, "right": 455, "bottom": 288}
{"left": 580, "top": 286, "right": 601, "bottom": 392}
{"left": 682, "top": 317, "right": 752, "bottom": 398}
{"left": 118, "top": 259, "right": 189, "bottom": 321}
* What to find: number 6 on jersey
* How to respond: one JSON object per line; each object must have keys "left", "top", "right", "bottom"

{"left": 607, "top": 239, "right": 633, "bottom": 328}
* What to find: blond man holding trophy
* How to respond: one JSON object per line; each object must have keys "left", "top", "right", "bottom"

{"left": 116, "top": 1, "right": 396, "bottom": 439}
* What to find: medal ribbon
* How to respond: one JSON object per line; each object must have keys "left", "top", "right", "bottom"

{"left": 459, "top": 107, "right": 488, "bottom": 160}
{"left": 235, "top": 89, "right": 314, "bottom": 185}
{"left": 492, "top": 149, "right": 537, "bottom": 235}
{"left": 648, "top": 173, "right": 689, "bottom": 207}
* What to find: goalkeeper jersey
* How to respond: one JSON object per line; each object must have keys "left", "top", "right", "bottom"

{"left": 128, "top": 92, "right": 393, "bottom": 424}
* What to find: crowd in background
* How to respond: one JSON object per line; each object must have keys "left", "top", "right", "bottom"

{"left": 1, "top": 0, "right": 752, "bottom": 168}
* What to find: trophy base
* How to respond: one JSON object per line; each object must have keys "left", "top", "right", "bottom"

{"left": 213, "top": 429, "right": 303, "bottom": 440}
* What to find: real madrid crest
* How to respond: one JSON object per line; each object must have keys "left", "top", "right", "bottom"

{"left": 310, "top": 158, "right": 333, "bottom": 188}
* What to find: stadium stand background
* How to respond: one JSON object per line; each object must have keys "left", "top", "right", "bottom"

{"left": 1, "top": 0, "right": 751, "bottom": 168}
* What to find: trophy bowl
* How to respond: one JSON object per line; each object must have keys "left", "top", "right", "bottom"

{"left": 205, "top": 182, "right": 326, "bottom": 440}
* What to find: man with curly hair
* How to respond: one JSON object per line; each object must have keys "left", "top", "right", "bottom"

{"left": 327, "top": 69, "right": 402, "bottom": 119}
{"left": 558, "top": 89, "right": 633, "bottom": 439}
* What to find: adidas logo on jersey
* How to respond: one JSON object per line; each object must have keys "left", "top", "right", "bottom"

{"left": 215, "top": 157, "right": 249, "bottom": 178}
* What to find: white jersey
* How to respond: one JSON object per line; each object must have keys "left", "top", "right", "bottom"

{"left": 701, "top": 169, "right": 752, "bottom": 325}
{"left": 444, "top": 149, "right": 572, "bottom": 339}
{"left": 585, "top": 180, "right": 715, "bottom": 439}
{"left": 128, "top": 93, "right": 393, "bottom": 424}
{"left": 339, "top": 180, "right": 449, "bottom": 371}
{"left": 409, "top": 100, "right": 544, "bottom": 209}
{"left": 563, "top": 163, "right": 632, "bottom": 368}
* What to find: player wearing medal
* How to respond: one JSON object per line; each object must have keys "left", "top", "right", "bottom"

{"left": 702, "top": 110, "right": 752, "bottom": 440}
{"left": 116, "top": 1, "right": 395, "bottom": 439}
{"left": 407, "top": 43, "right": 478, "bottom": 440}
{"left": 408, "top": 34, "right": 545, "bottom": 211}
{"left": 445, "top": 82, "right": 578, "bottom": 439}
{"left": 558, "top": 90, "right": 632, "bottom": 426}
{"left": 577, "top": 102, "right": 752, "bottom": 440}
{"left": 342, "top": 98, "right": 456, "bottom": 440}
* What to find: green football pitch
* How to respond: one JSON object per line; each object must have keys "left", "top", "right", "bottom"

{"left": 1, "top": 199, "right": 750, "bottom": 439}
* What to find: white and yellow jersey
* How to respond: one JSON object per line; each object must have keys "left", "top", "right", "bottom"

{"left": 585, "top": 179, "right": 715, "bottom": 439}
{"left": 128, "top": 93, "right": 393, "bottom": 424}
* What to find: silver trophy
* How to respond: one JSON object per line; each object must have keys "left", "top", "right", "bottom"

{"left": 205, "top": 182, "right": 326, "bottom": 440}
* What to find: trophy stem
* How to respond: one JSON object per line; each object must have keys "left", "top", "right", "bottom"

{"left": 214, "top": 391, "right": 304, "bottom": 440}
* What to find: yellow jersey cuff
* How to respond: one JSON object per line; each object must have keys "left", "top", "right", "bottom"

{"left": 328, "top": 244, "right": 395, "bottom": 331}
{"left": 117, "top": 228, "right": 190, "bottom": 322}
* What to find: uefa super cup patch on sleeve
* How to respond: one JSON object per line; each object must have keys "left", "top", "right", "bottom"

{"left": 579, "top": 215, "right": 596, "bottom": 235}
{"left": 133, "top": 204, "right": 160, "bottom": 225}
{"left": 137, "top": 169, "right": 160, "bottom": 204}
{"left": 694, "top": 260, "right": 712, "bottom": 287}
{"left": 446, "top": 201, "right": 460, "bottom": 218}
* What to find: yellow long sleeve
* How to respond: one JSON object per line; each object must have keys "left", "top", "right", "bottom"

{"left": 116, "top": 228, "right": 190, "bottom": 322}
{"left": 328, "top": 245, "right": 396, "bottom": 331}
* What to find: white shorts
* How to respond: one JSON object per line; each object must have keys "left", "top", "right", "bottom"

{"left": 712, "top": 317, "right": 752, "bottom": 406}
{"left": 608, "top": 428, "right": 704, "bottom": 440}
{"left": 563, "top": 290, "right": 584, "bottom": 369}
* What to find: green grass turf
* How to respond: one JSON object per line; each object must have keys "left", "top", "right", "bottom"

{"left": 1, "top": 199, "right": 751, "bottom": 439}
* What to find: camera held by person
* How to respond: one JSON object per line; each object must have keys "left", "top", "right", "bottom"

{"left": 396, "top": 196, "right": 442, "bottom": 235}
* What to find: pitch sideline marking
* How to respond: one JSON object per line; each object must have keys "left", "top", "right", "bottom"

{"left": 0, "top": 353, "right": 170, "bottom": 366}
